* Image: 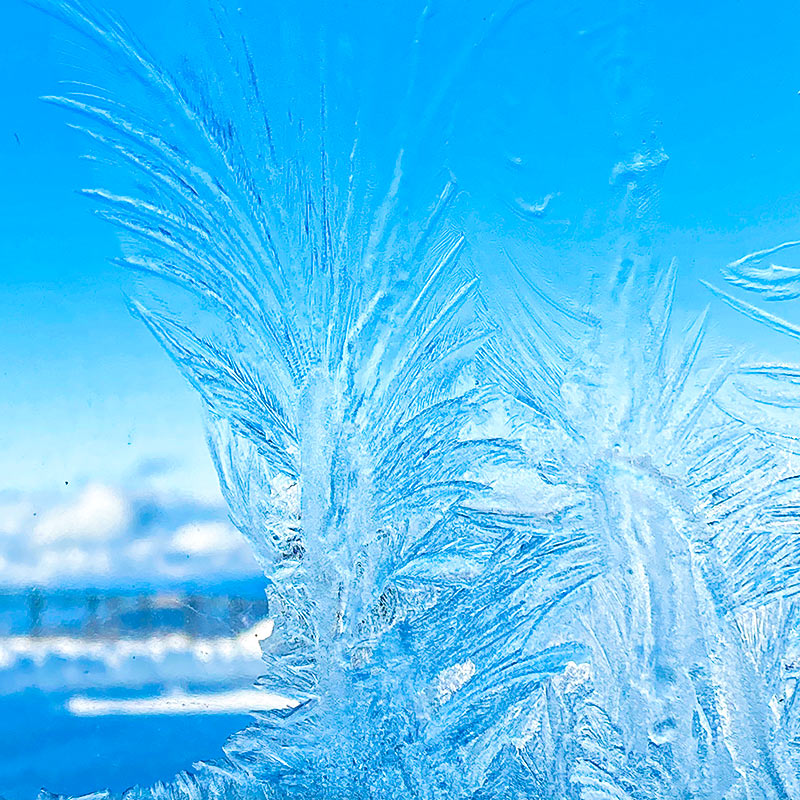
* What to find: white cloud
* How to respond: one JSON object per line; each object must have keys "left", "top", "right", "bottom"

{"left": 125, "top": 536, "right": 160, "bottom": 562}
{"left": 38, "top": 547, "right": 113, "bottom": 579}
{"left": 34, "top": 484, "right": 131, "bottom": 544}
{"left": 0, "top": 478, "right": 263, "bottom": 588}
{"left": 0, "top": 496, "right": 34, "bottom": 537}
{"left": 170, "top": 521, "right": 246, "bottom": 556}
{"left": 0, "top": 546, "right": 113, "bottom": 586}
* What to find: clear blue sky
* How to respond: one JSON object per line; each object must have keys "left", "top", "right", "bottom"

{"left": 0, "top": 0, "right": 221, "bottom": 498}
{"left": 0, "top": 0, "right": 256, "bottom": 587}
{"left": 3, "top": 0, "right": 800, "bottom": 497}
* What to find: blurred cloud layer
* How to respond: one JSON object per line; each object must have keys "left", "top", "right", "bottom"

{"left": 0, "top": 468, "right": 261, "bottom": 588}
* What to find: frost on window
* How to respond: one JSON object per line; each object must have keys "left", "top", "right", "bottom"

{"left": 5, "top": 0, "right": 800, "bottom": 798}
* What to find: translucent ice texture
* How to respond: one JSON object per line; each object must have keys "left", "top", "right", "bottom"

{"left": 36, "top": 0, "right": 800, "bottom": 798}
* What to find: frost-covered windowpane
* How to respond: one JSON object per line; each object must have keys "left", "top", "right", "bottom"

{"left": 3, "top": 1, "right": 800, "bottom": 798}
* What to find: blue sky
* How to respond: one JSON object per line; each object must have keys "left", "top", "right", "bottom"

{"left": 0, "top": 0, "right": 221, "bottom": 499}
{"left": 0, "top": 0, "right": 258, "bottom": 586}
{"left": 3, "top": 0, "right": 800, "bottom": 586}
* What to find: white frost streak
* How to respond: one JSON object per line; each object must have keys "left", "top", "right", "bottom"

{"left": 436, "top": 659, "right": 476, "bottom": 704}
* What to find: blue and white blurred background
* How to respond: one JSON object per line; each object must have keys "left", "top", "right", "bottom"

{"left": 0, "top": 4, "right": 280, "bottom": 797}
{"left": 0, "top": 461, "right": 274, "bottom": 796}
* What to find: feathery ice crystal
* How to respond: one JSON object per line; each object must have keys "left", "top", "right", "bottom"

{"left": 37, "top": 1, "right": 800, "bottom": 797}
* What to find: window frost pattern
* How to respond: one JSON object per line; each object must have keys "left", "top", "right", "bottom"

{"left": 38, "top": 1, "right": 800, "bottom": 798}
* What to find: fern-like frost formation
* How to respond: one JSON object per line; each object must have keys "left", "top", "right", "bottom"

{"left": 35, "top": 1, "right": 800, "bottom": 798}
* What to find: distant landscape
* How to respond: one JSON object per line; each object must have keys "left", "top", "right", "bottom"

{"left": 0, "top": 578, "right": 273, "bottom": 799}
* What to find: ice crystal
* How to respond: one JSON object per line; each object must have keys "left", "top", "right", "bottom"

{"left": 35, "top": 1, "right": 800, "bottom": 798}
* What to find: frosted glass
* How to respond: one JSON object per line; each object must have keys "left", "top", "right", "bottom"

{"left": 3, "top": 1, "right": 800, "bottom": 798}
